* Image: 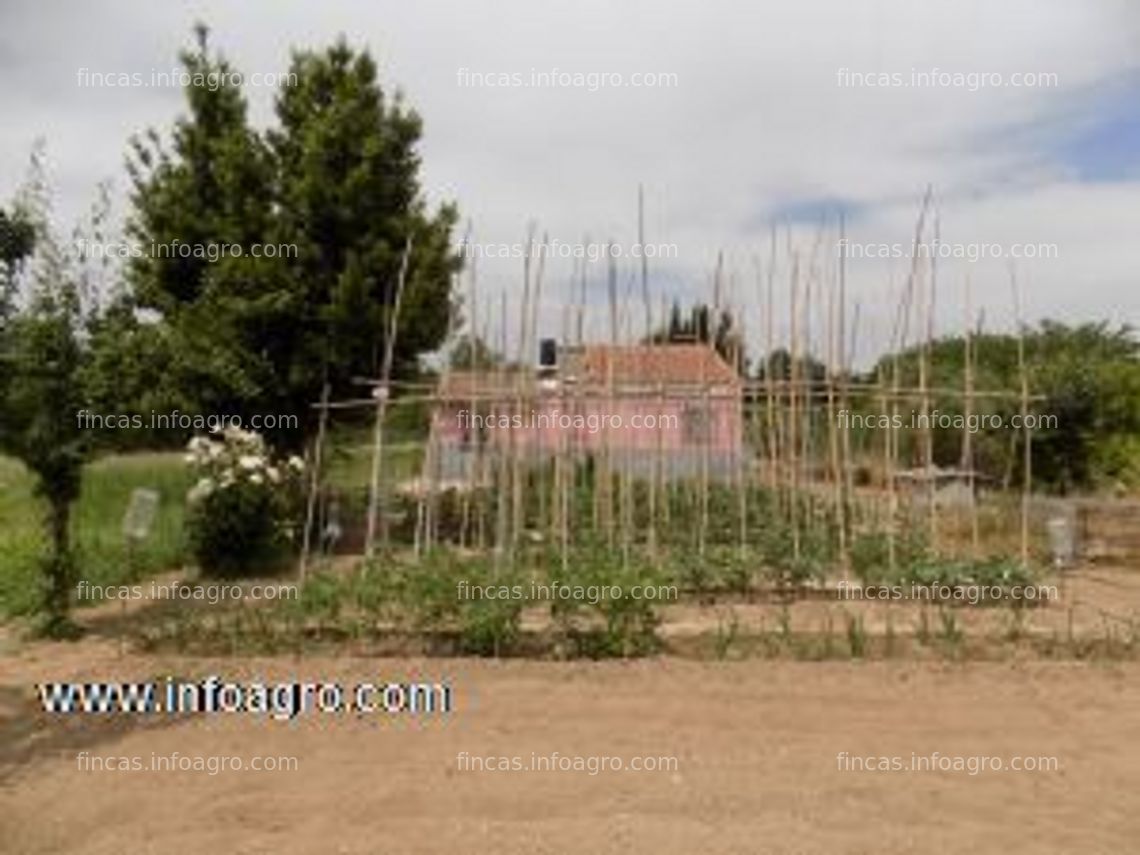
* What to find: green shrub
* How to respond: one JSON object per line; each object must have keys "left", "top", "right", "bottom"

{"left": 716, "top": 548, "right": 757, "bottom": 599}
{"left": 184, "top": 428, "right": 304, "bottom": 577}
{"left": 669, "top": 547, "right": 714, "bottom": 600}
{"left": 459, "top": 592, "right": 523, "bottom": 656}
{"left": 289, "top": 570, "right": 347, "bottom": 624}
{"left": 904, "top": 556, "right": 1038, "bottom": 603}
{"left": 849, "top": 529, "right": 929, "bottom": 586}
{"left": 851, "top": 526, "right": 1039, "bottom": 605}
{"left": 1, "top": 453, "right": 191, "bottom": 618}
{"left": 757, "top": 520, "right": 831, "bottom": 587}
{"left": 552, "top": 547, "right": 664, "bottom": 658}
{"left": 386, "top": 550, "right": 524, "bottom": 655}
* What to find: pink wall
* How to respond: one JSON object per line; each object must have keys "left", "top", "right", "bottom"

{"left": 434, "top": 394, "right": 742, "bottom": 455}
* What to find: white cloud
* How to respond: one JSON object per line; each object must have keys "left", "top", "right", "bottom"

{"left": 1, "top": 0, "right": 1136, "bottom": 360}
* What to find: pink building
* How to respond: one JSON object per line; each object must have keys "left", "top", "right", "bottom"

{"left": 430, "top": 343, "right": 743, "bottom": 481}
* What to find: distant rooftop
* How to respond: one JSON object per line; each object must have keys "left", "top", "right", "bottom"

{"left": 571, "top": 344, "right": 740, "bottom": 388}
{"left": 438, "top": 343, "right": 741, "bottom": 399}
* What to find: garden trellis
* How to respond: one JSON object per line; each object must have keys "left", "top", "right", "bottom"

{"left": 299, "top": 192, "right": 1051, "bottom": 589}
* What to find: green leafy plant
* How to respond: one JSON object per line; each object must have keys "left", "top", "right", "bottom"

{"left": 551, "top": 547, "right": 664, "bottom": 658}
{"left": 0, "top": 173, "right": 89, "bottom": 637}
{"left": 937, "top": 607, "right": 964, "bottom": 655}
{"left": 184, "top": 427, "right": 304, "bottom": 577}
{"left": 713, "top": 609, "right": 741, "bottom": 660}
{"left": 453, "top": 556, "right": 523, "bottom": 656}
{"left": 849, "top": 529, "right": 929, "bottom": 586}
{"left": 845, "top": 611, "right": 867, "bottom": 658}
{"left": 721, "top": 551, "right": 756, "bottom": 600}
{"left": 384, "top": 551, "right": 524, "bottom": 655}
{"left": 776, "top": 604, "right": 793, "bottom": 646}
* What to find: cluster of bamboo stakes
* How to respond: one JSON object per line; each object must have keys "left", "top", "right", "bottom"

{"left": 299, "top": 187, "right": 1041, "bottom": 584}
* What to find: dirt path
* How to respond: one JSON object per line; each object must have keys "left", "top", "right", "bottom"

{"left": 1, "top": 641, "right": 1138, "bottom": 854}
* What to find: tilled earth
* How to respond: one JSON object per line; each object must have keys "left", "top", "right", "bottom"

{"left": 1, "top": 631, "right": 1138, "bottom": 854}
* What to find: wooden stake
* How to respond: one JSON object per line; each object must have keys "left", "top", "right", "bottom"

{"left": 299, "top": 382, "right": 330, "bottom": 582}
{"left": 365, "top": 236, "right": 413, "bottom": 559}
{"left": 963, "top": 274, "right": 979, "bottom": 557}
{"left": 1011, "top": 267, "right": 1031, "bottom": 567}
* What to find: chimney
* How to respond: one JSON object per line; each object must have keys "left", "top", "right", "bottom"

{"left": 538, "top": 338, "right": 559, "bottom": 389}
{"left": 538, "top": 338, "right": 558, "bottom": 371}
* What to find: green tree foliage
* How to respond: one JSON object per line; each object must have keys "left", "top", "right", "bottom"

{"left": 0, "top": 208, "right": 36, "bottom": 317}
{"left": 865, "top": 322, "right": 1140, "bottom": 491}
{"left": 449, "top": 335, "right": 500, "bottom": 371}
{"left": 79, "top": 300, "right": 191, "bottom": 449}
{"left": 754, "top": 348, "right": 828, "bottom": 386}
{"left": 0, "top": 166, "right": 88, "bottom": 636}
{"left": 645, "top": 301, "right": 745, "bottom": 371}
{"left": 121, "top": 26, "right": 460, "bottom": 448}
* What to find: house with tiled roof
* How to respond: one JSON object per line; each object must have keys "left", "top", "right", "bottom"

{"left": 430, "top": 341, "right": 743, "bottom": 481}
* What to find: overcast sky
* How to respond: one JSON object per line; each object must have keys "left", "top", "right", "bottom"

{"left": 2, "top": 0, "right": 1138, "bottom": 363}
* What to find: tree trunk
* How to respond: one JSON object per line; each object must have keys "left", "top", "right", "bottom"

{"left": 43, "top": 496, "right": 76, "bottom": 637}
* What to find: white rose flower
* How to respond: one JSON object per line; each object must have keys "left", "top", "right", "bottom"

{"left": 287, "top": 455, "right": 305, "bottom": 472}
{"left": 250, "top": 472, "right": 264, "bottom": 485}
{"left": 239, "top": 455, "right": 262, "bottom": 470}
{"left": 188, "top": 477, "right": 215, "bottom": 503}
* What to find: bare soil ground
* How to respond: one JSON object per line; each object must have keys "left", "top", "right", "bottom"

{"left": 2, "top": 633, "right": 1139, "bottom": 853}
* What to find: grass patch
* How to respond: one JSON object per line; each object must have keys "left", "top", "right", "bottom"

{"left": 0, "top": 452, "right": 192, "bottom": 618}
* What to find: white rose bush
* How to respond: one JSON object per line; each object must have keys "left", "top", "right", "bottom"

{"left": 184, "top": 427, "right": 305, "bottom": 577}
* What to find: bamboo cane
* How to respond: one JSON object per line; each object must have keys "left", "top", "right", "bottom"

{"left": 789, "top": 251, "right": 801, "bottom": 559}
{"left": 299, "top": 382, "right": 330, "bottom": 582}
{"left": 365, "top": 235, "right": 413, "bottom": 559}
{"left": 963, "top": 274, "right": 979, "bottom": 556}
{"left": 1011, "top": 267, "right": 1031, "bottom": 566}
{"left": 837, "top": 213, "right": 852, "bottom": 576}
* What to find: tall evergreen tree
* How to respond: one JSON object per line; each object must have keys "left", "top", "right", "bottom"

{"left": 645, "top": 300, "right": 745, "bottom": 371}
{"left": 0, "top": 207, "right": 36, "bottom": 318}
{"left": 124, "top": 26, "right": 460, "bottom": 447}
{"left": 0, "top": 155, "right": 88, "bottom": 637}
{"left": 266, "top": 37, "right": 459, "bottom": 431}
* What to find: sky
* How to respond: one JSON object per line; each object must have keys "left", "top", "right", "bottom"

{"left": 1, "top": 0, "right": 1138, "bottom": 364}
